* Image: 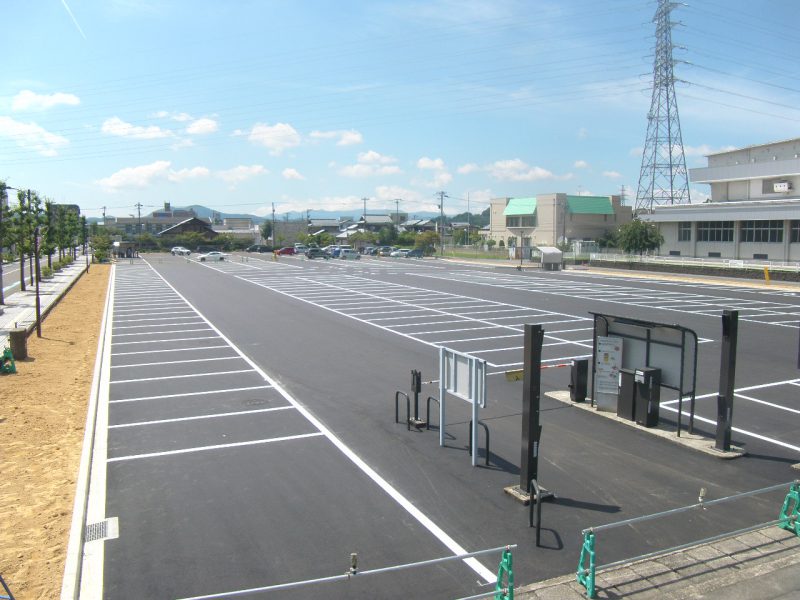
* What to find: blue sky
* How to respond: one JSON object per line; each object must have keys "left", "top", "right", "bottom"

{"left": 1, "top": 0, "right": 798, "bottom": 219}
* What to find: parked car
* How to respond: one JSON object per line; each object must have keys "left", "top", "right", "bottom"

{"left": 406, "top": 248, "right": 424, "bottom": 258}
{"left": 198, "top": 251, "right": 228, "bottom": 262}
{"left": 361, "top": 246, "right": 375, "bottom": 255}
{"left": 294, "top": 244, "right": 309, "bottom": 254}
{"left": 171, "top": 246, "right": 191, "bottom": 256}
{"left": 246, "top": 244, "right": 273, "bottom": 253}
{"left": 275, "top": 247, "right": 296, "bottom": 255}
{"left": 305, "top": 247, "right": 331, "bottom": 259}
{"left": 339, "top": 248, "right": 360, "bottom": 260}
{"left": 377, "top": 246, "right": 396, "bottom": 256}
{"left": 390, "top": 248, "right": 410, "bottom": 257}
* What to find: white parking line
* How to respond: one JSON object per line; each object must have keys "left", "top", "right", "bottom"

{"left": 110, "top": 335, "right": 221, "bottom": 346}
{"left": 108, "top": 406, "right": 293, "bottom": 428}
{"left": 111, "top": 356, "right": 240, "bottom": 369}
{"left": 110, "top": 369, "right": 254, "bottom": 384}
{"left": 107, "top": 432, "right": 325, "bottom": 462}
{"left": 111, "top": 344, "right": 229, "bottom": 356}
{"left": 109, "top": 385, "right": 274, "bottom": 403}
{"left": 112, "top": 327, "right": 212, "bottom": 337}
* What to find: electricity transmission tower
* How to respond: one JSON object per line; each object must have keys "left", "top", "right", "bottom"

{"left": 635, "top": 0, "right": 690, "bottom": 213}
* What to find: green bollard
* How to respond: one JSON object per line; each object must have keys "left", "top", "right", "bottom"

{"left": 779, "top": 482, "right": 799, "bottom": 537}
{"left": 494, "top": 547, "right": 513, "bottom": 599}
{"left": 577, "top": 531, "right": 596, "bottom": 598}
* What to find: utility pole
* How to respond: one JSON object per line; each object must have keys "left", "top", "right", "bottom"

{"left": 362, "top": 197, "right": 368, "bottom": 222}
{"left": 271, "top": 202, "right": 276, "bottom": 246}
{"left": 134, "top": 202, "right": 143, "bottom": 251}
{"left": 19, "top": 191, "right": 27, "bottom": 291}
{"left": 102, "top": 206, "right": 106, "bottom": 222}
{"left": 395, "top": 199, "right": 400, "bottom": 230}
{"left": 466, "top": 192, "right": 471, "bottom": 246}
{"left": 437, "top": 191, "right": 446, "bottom": 257}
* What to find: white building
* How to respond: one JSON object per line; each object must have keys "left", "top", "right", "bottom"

{"left": 643, "top": 137, "right": 800, "bottom": 261}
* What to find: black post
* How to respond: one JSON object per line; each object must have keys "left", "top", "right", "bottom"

{"left": 715, "top": 310, "right": 738, "bottom": 451}
{"left": 520, "top": 324, "right": 544, "bottom": 492}
{"left": 411, "top": 369, "right": 422, "bottom": 421}
{"left": 34, "top": 224, "right": 41, "bottom": 338}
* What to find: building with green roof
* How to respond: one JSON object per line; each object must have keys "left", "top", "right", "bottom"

{"left": 488, "top": 193, "right": 632, "bottom": 249}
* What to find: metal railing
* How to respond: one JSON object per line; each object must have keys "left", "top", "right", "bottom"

{"left": 177, "top": 545, "right": 517, "bottom": 600}
{"left": 576, "top": 480, "right": 799, "bottom": 598}
{"left": 591, "top": 252, "right": 800, "bottom": 271}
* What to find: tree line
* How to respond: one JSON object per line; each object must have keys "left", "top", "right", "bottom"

{"left": 1, "top": 182, "right": 87, "bottom": 302}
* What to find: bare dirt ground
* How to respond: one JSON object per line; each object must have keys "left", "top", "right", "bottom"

{"left": 1, "top": 264, "right": 110, "bottom": 599}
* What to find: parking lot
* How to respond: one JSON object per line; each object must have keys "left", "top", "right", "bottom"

{"left": 82, "top": 254, "right": 800, "bottom": 599}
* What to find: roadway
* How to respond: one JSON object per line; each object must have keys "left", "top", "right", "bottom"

{"left": 87, "top": 254, "right": 800, "bottom": 599}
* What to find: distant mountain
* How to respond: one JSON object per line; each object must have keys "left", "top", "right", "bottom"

{"left": 163, "top": 205, "right": 466, "bottom": 223}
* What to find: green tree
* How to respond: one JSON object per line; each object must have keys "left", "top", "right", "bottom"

{"left": 415, "top": 231, "right": 439, "bottom": 254}
{"left": 616, "top": 219, "right": 663, "bottom": 255}
{"left": 91, "top": 229, "right": 112, "bottom": 262}
{"left": 0, "top": 183, "right": 14, "bottom": 303}
{"left": 260, "top": 220, "right": 273, "bottom": 242}
{"left": 377, "top": 225, "right": 396, "bottom": 245}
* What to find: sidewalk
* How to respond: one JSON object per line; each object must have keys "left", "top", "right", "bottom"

{"left": 0, "top": 258, "right": 90, "bottom": 348}
{"left": 516, "top": 524, "right": 800, "bottom": 599}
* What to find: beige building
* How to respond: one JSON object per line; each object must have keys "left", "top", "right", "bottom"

{"left": 643, "top": 137, "right": 800, "bottom": 261}
{"left": 488, "top": 194, "right": 632, "bottom": 247}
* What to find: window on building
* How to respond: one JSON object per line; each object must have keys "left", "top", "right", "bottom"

{"left": 669, "top": 250, "right": 680, "bottom": 256}
{"left": 740, "top": 220, "right": 783, "bottom": 243}
{"left": 505, "top": 215, "right": 535, "bottom": 228}
{"left": 753, "top": 253, "right": 769, "bottom": 260}
{"left": 790, "top": 220, "right": 800, "bottom": 243}
{"left": 678, "top": 222, "right": 691, "bottom": 242}
{"left": 708, "top": 252, "right": 721, "bottom": 258}
{"left": 697, "top": 221, "right": 734, "bottom": 242}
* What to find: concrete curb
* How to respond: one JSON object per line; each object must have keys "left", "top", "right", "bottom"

{"left": 60, "top": 264, "right": 115, "bottom": 600}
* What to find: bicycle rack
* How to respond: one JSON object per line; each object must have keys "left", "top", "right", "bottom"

{"left": 425, "top": 396, "right": 439, "bottom": 430}
{"left": 467, "top": 419, "right": 490, "bottom": 466}
{"left": 529, "top": 478, "right": 543, "bottom": 547}
{"left": 394, "top": 391, "right": 411, "bottom": 431}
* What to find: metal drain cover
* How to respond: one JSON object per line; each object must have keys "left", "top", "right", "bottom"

{"left": 85, "top": 517, "right": 119, "bottom": 542}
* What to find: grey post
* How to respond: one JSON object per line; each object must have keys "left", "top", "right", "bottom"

{"left": 715, "top": 310, "right": 738, "bottom": 451}
{"left": 520, "top": 324, "right": 544, "bottom": 492}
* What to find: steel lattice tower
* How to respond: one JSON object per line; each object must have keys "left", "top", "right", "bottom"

{"left": 635, "top": 0, "right": 690, "bottom": 213}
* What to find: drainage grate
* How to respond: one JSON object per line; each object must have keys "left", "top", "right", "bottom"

{"left": 84, "top": 517, "right": 119, "bottom": 542}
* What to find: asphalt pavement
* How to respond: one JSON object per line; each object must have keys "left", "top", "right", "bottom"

{"left": 49, "top": 254, "right": 800, "bottom": 599}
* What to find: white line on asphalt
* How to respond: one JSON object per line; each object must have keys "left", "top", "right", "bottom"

{"left": 434, "top": 333, "right": 520, "bottom": 344}
{"left": 111, "top": 344, "right": 229, "bottom": 356}
{"left": 733, "top": 392, "right": 800, "bottom": 415}
{"left": 108, "top": 406, "right": 294, "bottom": 428}
{"left": 112, "top": 327, "right": 212, "bottom": 337}
{"left": 111, "top": 356, "right": 240, "bottom": 368}
{"left": 658, "top": 405, "right": 800, "bottom": 453}
{"left": 107, "top": 432, "right": 324, "bottom": 462}
{"left": 113, "top": 315, "right": 199, "bottom": 323}
{"left": 113, "top": 320, "right": 205, "bottom": 330}
{"left": 109, "top": 385, "right": 274, "bottom": 403}
{"left": 111, "top": 335, "right": 220, "bottom": 345}
{"left": 110, "top": 369, "right": 254, "bottom": 384}
{"left": 661, "top": 377, "right": 800, "bottom": 404}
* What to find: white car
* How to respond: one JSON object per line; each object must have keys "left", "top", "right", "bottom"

{"left": 198, "top": 251, "right": 228, "bottom": 262}
{"left": 171, "top": 246, "right": 191, "bottom": 256}
{"left": 389, "top": 248, "right": 410, "bottom": 257}
{"left": 339, "top": 248, "right": 360, "bottom": 260}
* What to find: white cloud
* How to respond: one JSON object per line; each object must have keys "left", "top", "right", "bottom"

{"left": 0, "top": 116, "right": 69, "bottom": 156}
{"left": 186, "top": 118, "right": 218, "bottom": 135}
{"left": 488, "top": 159, "right": 570, "bottom": 182}
{"left": 339, "top": 150, "right": 401, "bottom": 177}
{"left": 216, "top": 164, "right": 267, "bottom": 186}
{"left": 417, "top": 156, "right": 446, "bottom": 170}
{"left": 169, "top": 166, "right": 209, "bottom": 182}
{"left": 96, "top": 160, "right": 171, "bottom": 190}
{"left": 574, "top": 160, "right": 589, "bottom": 169}
{"left": 101, "top": 116, "right": 173, "bottom": 139}
{"left": 172, "top": 112, "right": 193, "bottom": 122}
{"left": 12, "top": 90, "right": 80, "bottom": 111}
{"left": 282, "top": 168, "right": 305, "bottom": 180}
{"left": 683, "top": 144, "right": 736, "bottom": 157}
{"left": 310, "top": 129, "right": 363, "bottom": 146}
{"left": 690, "top": 188, "right": 711, "bottom": 203}
{"left": 247, "top": 122, "right": 301, "bottom": 155}
{"left": 602, "top": 170, "right": 622, "bottom": 179}
{"left": 95, "top": 160, "right": 209, "bottom": 190}
{"left": 457, "top": 163, "right": 480, "bottom": 174}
